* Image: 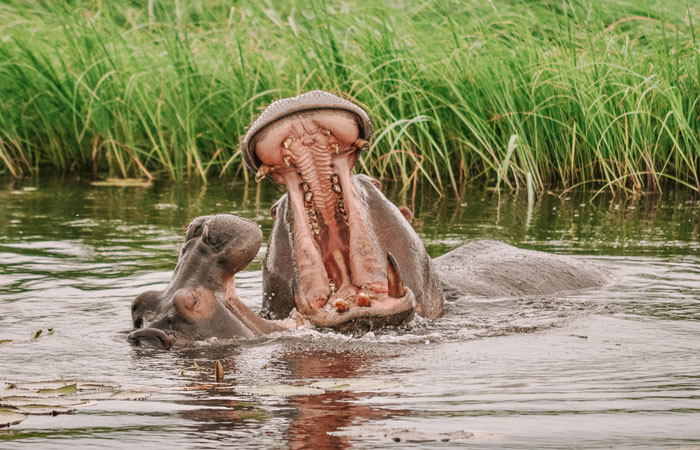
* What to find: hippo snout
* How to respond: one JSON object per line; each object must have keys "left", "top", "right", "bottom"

{"left": 128, "top": 327, "right": 175, "bottom": 350}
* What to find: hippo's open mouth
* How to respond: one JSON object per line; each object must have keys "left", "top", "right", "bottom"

{"left": 242, "top": 91, "right": 416, "bottom": 329}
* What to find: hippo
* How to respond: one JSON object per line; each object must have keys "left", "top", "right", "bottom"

{"left": 128, "top": 91, "right": 607, "bottom": 349}
{"left": 239, "top": 91, "right": 444, "bottom": 330}
{"left": 128, "top": 213, "right": 607, "bottom": 349}
{"left": 128, "top": 215, "right": 285, "bottom": 349}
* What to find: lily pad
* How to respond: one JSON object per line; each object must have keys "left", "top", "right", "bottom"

{"left": 0, "top": 409, "right": 26, "bottom": 428}
{"left": 0, "top": 397, "right": 94, "bottom": 408}
{"left": 237, "top": 384, "right": 325, "bottom": 397}
{"left": 308, "top": 378, "right": 401, "bottom": 392}
{"left": 38, "top": 383, "right": 77, "bottom": 395}
{"left": 9, "top": 403, "right": 91, "bottom": 415}
{"left": 70, "top": 391, "right": 118, "bottom": 401}
{"left": 0, "top": 389, "right": 56, "bottom": 399}
{"left": 75, "top": 381, "right": 120, "bottom": 391}
{"left": 108, "top": 391, "right": 151, "bottom": 401}
{"left": 12, "top": 380, "right": 69, "bottom": 391}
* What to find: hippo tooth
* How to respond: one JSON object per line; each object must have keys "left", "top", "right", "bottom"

{"left": 332, "top": 298, "right": 348, "bottom": 312}
{"left": 300, "top": 181, "right": 310, "bottom": 192}
{"left": 321, "top": 129, "right": 331, "bottom": 136}
{"left": 304, "top": 191, "right": 313, "bottom": 203}
{"left": 357, "top": 292, "right": 371, "bottom": 307}
{"left": 283, "top": 155, "right": 292, "bottom": 167}
{"left": 202, "top": 223, "right": 210, "bottom": 241}
{"left": 329, "top": 248, "right": 350, "bottom": 285}
{"left": 255, "top": 164, "right": 272, "bottom": 182}
{"left": 386, "top": 252, "right": 405, "bottom": 299}
{"left": 330, "top": 173, "right": 339, "bottom": 184}
{"left": 283, "top": 137, "right": 293, "bottom": 149}
{"left": 332, "top": 184, "right": 342, "bottom": 194}
{"left": 330, "top": 142, "right": 339, "bottom": 154}
{"left": 354, "top": 138, "right": 368, "bottom": 150}
{"left": 295, "top": 311, "right": 305, "bottom": 328}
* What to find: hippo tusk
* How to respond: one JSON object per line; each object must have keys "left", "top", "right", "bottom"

{"left": 386, "top": 253, "right": 404, "bottom": 299}
{"left": 255, "top": 164, "right": 273, "bottom": 182}
{"left": 291, "top": 278, "right": 312, "bottom": 315}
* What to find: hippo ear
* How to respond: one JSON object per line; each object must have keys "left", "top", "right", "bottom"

{"left": 185, "top": 216, "right": 212, "bottom": 241}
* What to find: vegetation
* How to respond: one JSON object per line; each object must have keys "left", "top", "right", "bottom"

{"left": 1, "top": 0, "right": 699, "bottom": 195}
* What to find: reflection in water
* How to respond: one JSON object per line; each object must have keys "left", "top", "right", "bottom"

{"left": 1, "top": 175, "right": 700, "bottom": 448}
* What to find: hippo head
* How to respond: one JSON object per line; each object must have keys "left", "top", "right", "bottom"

{"left": 240, "top": 91, "right": 417, "bottom": 331}
{"left": 128, "top": 215, "right": 280, "bottom": 349}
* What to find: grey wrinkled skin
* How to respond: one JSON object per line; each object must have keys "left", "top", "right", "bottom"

{"left": 434, "top": 240, "right": 608, "bottom": 301}
{"left": 128, "top": 214, "right": 280, "bottom": 349}
{"left": 260, "top": 174, "right": 445, "bottom": 321}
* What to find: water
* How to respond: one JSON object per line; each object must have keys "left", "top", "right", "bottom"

{"left": 1, "top": 175, "right": 699, "bottom": 449}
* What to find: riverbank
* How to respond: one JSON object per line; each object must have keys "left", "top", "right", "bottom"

{"left": 1, "top": 0, "right": 699, "bottom": 194}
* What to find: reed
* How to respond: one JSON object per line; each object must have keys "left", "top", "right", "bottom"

{"left": 1, "top": 0, "right": 699, "bottom": 194}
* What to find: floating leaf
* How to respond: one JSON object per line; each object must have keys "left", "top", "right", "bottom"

{"left": 0, "top": 396, "right": 91, "bottom": 408}
{"left": 0, "top": 389, "right": 54, "bottom": 399}
{"left": 12, "top": 381, "right": 68, "bottom": 391}
{"left": 31, "top": 329, "right": 42, "bottom": 340}
{"left": 0, "top": 339, "right": 12, "bottom": 345}
{"left": 75, "top": 381, "right": 120, "bottom": 391}
{"left": 70, "top": 391, "right": 116, "bottom": 400}
{"left": 108, "top": 391, "right": 151, "bottom": 401}
{"left": 91, "top": 178, "right": 152, "bottom": 188}
{"left": 10, "top": 405, "right": 74, "bottom": 415}
{"left": 37, "top": 383, "right": 77, "bottom": 395}
{"left": 0, "top": 409, "right": 26, "bottom": 428}
{"left": 308, "top": 378, "right": 401, "bottom": 392}
{"left": 237, "top": 384, "right": 324, "bottom": 397}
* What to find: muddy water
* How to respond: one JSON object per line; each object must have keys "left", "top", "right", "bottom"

{"left": 1, "top": 176, "right": 699, "bottom": 449}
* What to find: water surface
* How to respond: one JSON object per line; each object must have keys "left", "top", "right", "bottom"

{"left": 1, "top": 176, "right": 699, "bottom": 448}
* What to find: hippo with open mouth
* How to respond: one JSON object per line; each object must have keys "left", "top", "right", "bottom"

{"left": 240, "top": 91, "right": 444, "bottom": 330}
{"left": 128, "top": 91, "right": 607, "bottom": 349}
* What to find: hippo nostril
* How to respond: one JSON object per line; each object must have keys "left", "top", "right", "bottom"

{"left": 134, "top": 318, "right": 143, "bottom": 329}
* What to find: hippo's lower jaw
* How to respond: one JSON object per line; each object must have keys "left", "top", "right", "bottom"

{"left": 295, "top": 285, "right": 417, "bottom": 332}
{"left": 246, "top": 102, "right": 415, "bottom": 330}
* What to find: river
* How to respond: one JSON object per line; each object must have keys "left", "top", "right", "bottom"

{"left": 1, "top": 176, "right": 699, "bottom": 448}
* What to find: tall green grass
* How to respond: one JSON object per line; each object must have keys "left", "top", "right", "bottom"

{"left": 1, "top": 0, "right": 699, "bottom": 195}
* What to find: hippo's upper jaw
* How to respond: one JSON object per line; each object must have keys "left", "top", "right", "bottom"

{"left": 242, "top": 91, "right": 417, "bottom": 330}
{"left": 128, "top": 215, "right": 282, "bottom": 349}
